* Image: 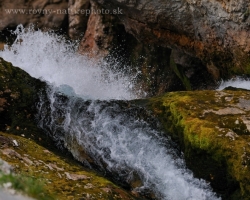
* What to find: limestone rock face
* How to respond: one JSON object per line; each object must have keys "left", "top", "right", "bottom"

{"left": 78, "top": 1, "right": 188, "bottom": 95}
{"left": 94, "top": 0, "right": 250, "bottom": 80}
{"left": 0, "top": 0, "right": 68, "bottom": 32}
{"left": 78, "top": 0, "right": 119, "bottom": 57}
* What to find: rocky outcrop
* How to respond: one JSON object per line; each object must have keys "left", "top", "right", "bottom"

{"left": 0, "top": 43, "right": 4, "bottom": 50}
{"left": 0, "top": 0, "right": 68, "bottom": 33}
{"left": 78, "top": 0, "right": 117, "bottom": 57}
{"left": 3, "top": 0, "right": 248, "bottom": 94}
{"left": 79, "top": 0, "right": 250, "bottom": 94}
{"left": 0, "top": 57, "right": 147, "bottom": 199}
{"left": 94, "top": 0, "right": 250, "bottom": 81}
{"left": 0, "top": 57, "right": 142, "bottom": 199}
{"left": 146, "top": 89, "right": 250, "bottom": 199}
{"left": 0, "top": 56, "right": 69, "bottom": 158}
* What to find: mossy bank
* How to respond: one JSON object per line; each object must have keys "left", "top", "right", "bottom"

{"left": 0, "top": 57, "right": 140, "bottom": 199}
{"left": 0, "top": 132, "right": 138, "bottom": 200}
{"left": 146, "top": 89, "right": 250, "bottom": 199}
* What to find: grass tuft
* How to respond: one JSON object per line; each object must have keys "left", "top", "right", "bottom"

{"left": 0, "top": 171, "right": 55, "bottom": 200}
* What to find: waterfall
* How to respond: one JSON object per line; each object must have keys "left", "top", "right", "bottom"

{"left": 36, "top": 88, "right": 220, "bottom": 200}
{"left": 0, "top": 26, "right": 221, "bottom": 200}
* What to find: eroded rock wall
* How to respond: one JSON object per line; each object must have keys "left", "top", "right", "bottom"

{"left": 78, "top": 0, "right": 189, "bottom": 95}
{"left": 94, "top": 0, "right": 250, "bottom": 79}
{"left": 78, "top": 0, "right": 117, "bottom": 57}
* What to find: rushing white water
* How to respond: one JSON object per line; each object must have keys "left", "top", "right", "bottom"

{"left": 1, "top": 26, "right": 220, "bottom": 199}
{"left": 218, "top": 77, "right": 250, "bottom": 90}
{"left": 37, "top": 87, "right": 221, "bottom": 200}
{"left": 0, "top": 25, "right": 139, "bottom": 100}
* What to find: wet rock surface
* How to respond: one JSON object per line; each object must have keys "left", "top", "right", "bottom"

{"left": 0, "top": 0, "right": 222, "bottom": 94}
{"left": 1, "top": 0, "right": 250, "bottom": 93}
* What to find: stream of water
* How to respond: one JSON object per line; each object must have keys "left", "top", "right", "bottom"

{"left": 0, "top": 26, "right": 223, "bottom": 200}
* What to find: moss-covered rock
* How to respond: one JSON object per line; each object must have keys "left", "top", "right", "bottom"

{"left": 0, "top": 132, "right": 137, "bottom": 200}
{"left": 146, "top": 90, "right": 250, "bottom": 199}
{"left": 0, "top": 57, "right": 46, "bottom": 134}
{"left": 0, "top": 57, "right": 60, "bottom": 152}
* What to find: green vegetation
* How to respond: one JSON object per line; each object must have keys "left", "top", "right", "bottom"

{"left": 243, "top": 7, "right": 250, "bottom": 21}
{"left": 0, "top": 172, "right": 54, "bottom": 200}
{"left": 170, "top": 56, "right": 192, "bottom": 91}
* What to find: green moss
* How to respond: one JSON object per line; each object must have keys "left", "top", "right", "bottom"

{"left": 0, "top": 132, "right": 138, "bottom": 200}
{"left": 145, "top": 90, "right": 250, "bottom": 199}
{"left": 0, "top": 57, "right": 47, "bottom": 133}
{"left": 243, "top": 7, "right": 250, "bottom": 21}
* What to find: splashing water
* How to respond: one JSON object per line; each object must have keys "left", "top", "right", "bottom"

{"left": 0, "top": 25, "right": 139, "bottom": 100}
{"left": 37, "top": 88, "right": 221, "bottom": 200}
{"left": 1, "top": 25, "right": 220, "bottom": 199}
{"left": 218, "top": 77, "right": 250, "bottom": 90}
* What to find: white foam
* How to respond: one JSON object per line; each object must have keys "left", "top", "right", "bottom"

{"left": 0, "top": 25, "right": 138, "bottom": 100}
{"left": 218, "top": 77, "right": 250, "bottom": 90}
